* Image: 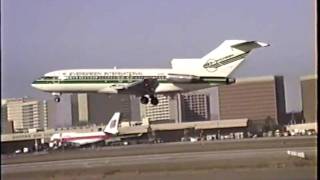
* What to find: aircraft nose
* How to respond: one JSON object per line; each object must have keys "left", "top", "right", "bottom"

{"left": 31, "top": 81, "right": 40, "bottom": 89}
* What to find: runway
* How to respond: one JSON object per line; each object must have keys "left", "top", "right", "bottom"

{"left": 2, "top": 136, "right": 316, "bottom": 164}
{"left": 2, "top": 147, "right": 316, "bottom": 173}
{"left": 2, "top": 136, "right": 317, "bottom": 180}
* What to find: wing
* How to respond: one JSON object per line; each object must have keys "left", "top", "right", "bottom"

{"left": 98, "top": 78, "right": 159, "bottom": 96}
{"left": 119, "top": 78, "right": 159, "bottom": 96}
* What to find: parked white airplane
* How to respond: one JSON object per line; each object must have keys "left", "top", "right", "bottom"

{"left": 49, "top": 112, "right": 120, "bottom": 148}
{"left": 32, "top": 40, "right": 269, "bottom": 105}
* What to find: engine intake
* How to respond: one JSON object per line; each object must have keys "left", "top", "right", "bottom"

{"left": 226, "top": 77, "right": 236, "bottom": 84}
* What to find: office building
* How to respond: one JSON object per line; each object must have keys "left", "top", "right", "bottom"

{"left": 140, "top": 92, "right": 211, "bottom": 123}
{"left": 300, "top": 75, "right": 317, "bottom": 123}
{"left": 179, "top": 93, "right": 210, "bottom": 122}
{"left": 140, "top": 95, "right": 178, "bottom": 123}
{"left": 1, "top": 100, "right": 13, "bottom": 134}
{"left": 71, "top": 93, "right": 133, "bottom": 126}
{"left": 218, "top": 76, "right": 287, "bottom": 126}
{"left": 3, "top": 98, "right": 49, "bottom": 132}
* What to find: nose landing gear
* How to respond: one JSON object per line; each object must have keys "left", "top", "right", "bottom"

{"left": 52, "top": 93, "right": 61, "bottom": 103}
{"left": 54, "top": 96, "right": 61, "bottom": 103}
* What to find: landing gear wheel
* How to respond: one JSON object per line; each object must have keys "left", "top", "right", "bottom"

{"left": 54, "top": 96, "right": 61, "bottom": 103}
{"left": 150, "top": 97, "right": 159, "bottom": 105}
{"left": 140, "top": 96, "right": 149, "bottom": 104}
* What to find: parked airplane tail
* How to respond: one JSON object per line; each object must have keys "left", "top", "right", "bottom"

{"left": 104, "top": 112, "right": 121, "bottom": 135}
{"left": 171, "top": 40, "right": 269, "bottom": 77}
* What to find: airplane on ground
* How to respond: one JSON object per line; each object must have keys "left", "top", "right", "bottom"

{"left": 49, "top": 112, "right": 121, "bottom": 148}
{"left": 32, "top": 40, "right": 269, "bottom": 105}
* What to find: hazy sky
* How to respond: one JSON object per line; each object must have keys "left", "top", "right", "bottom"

{"left": 1, "top": 0, "right": 316, "bottom": 112}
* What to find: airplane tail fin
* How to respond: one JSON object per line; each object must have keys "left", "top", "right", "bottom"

{"left": 171, "top": 40, "right": 269, "bottom": 77}
{"left": 104, "top": 112, "right": 121, "bottom": 135}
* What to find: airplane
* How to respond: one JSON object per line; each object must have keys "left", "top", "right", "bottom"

{"left": 32, "top": 40, "right": 269, "bottom": 105}
{"left": 49, "top": 112, "right": 121, "bottom": 148}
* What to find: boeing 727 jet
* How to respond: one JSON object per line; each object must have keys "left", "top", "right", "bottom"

{"left": 32, "top": 40, "right": 269, "bottom": 105}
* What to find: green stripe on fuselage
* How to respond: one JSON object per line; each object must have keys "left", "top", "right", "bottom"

{"left": 32, "top": 77, "right": 228, "bottom": 84}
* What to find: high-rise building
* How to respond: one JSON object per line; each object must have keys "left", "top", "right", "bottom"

{"left": 3, "top": 98, "right": 49, "bottom": 132}
{"left": 1, "top": 100, "right": 13, "bottom": 134}
{"left": 179, "top": 93, "right": 210, "bottom": 122}
{"left": 71, "top": 93, "right": 90, "bottom": 125}
{"left": 300, "top": 75, "right": 317, "bottom": 123}
{"left": 208, "top": 87, "right": 220, "bottom": 120}
{"left": 54, "top": 95, "right": 72, "bottom": 128}
{"left": 71, "top": 93, "right": 134, "bottom": 126}
{"left": 46, "top": 100, "right": 57, "bottom": 129}
{"left": 140, "top": 92, "right": 210, "bottom": 123}
{"left": 218, "top": 76, "right": 287, "bottom": 125}
{"left": 140, "top": 95, "right": 178, "bottom": 123}
{"left": 105, "top": 94, "right": 132, "bottom": 123}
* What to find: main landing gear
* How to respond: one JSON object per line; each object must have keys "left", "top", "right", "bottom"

{"left": 140, "top": 96, "right": 149, "bottom": 104}
{"left": 140, "top": 95, "right": 159, "bottom": 105}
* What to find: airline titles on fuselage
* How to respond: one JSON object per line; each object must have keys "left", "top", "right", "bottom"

{"left": 65, "top": 71, "right": 144, "bottom": 77}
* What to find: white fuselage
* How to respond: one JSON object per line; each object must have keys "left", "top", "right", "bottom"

{"left": 32, "top": 68, "right": 228, "bottom": 95}
{"left": 50, "top": 131, "right": 110, "bottom": 147}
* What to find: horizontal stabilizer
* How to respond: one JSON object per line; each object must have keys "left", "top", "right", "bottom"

{"left": 231, "top": 41, "right": 269, "bottom": 52}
